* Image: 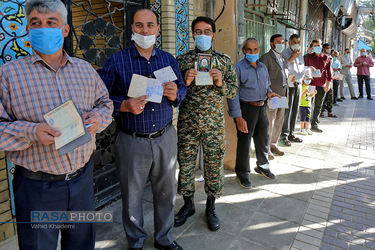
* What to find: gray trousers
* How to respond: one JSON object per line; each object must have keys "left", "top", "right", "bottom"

{"left": 281, "top": 85, "right": 300, "bottom": 138}
{"left": 115, "top": 125, "right": 177, "bottom": 248}
{"left": 339, "top": 73, "right": 356, "bottom": 98}
{"left": 267, "top": 106, "right": 285, "bottom": 148}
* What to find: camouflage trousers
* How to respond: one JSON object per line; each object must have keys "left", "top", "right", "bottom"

{"left": 177, "top": 126, "right": 226, "bottom": 199}
{"left": 323, "top": 88, "right": 333, "bottom": 113}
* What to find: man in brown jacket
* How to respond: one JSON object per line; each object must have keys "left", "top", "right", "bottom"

{"left": 260, "top": 34, "right": 289, "bottom": 159}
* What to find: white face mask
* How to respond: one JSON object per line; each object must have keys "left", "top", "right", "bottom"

{"left": 131, "top": 32, "right": 156, "bottom": 49}
{"left": 274, "top": 43, "right": 284, "bottom": 53}
{"left": 290, "top": 44, "right": 301, "bottom": 51}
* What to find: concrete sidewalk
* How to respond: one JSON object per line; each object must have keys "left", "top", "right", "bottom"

{"left": 1, "top": 67, "right": 375, "bottom": 250}
{"left": 94, "top": 67, "right": 375, "bottom": 249}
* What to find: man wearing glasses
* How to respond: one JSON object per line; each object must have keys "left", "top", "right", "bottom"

{"left": 174, "top": 16, "right": 238, "bottom": 232}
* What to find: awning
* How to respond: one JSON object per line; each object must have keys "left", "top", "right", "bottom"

{"left": 340, "top": 0, "right": 355, "bottom": 16}
{"left": 342, "top": 21, "right": 356, "bottom": 36}
{"left": 324, "top": 0, "right": 344, "bottom": 16}
{"left": 358, "top": 40, "right": 372, "bottom": 50}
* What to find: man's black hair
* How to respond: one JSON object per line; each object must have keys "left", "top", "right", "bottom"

{"left": 322, "top": 43, "right": 330, "bottom": 49}
{"left": 289, "top": 34, "right": 300, "bottom": 41}
{"left": 270, "top": 34, "right": 283, "bottom": 43}
{"left": 310, "top": 39, "right": 320, "bottom": 48}
{"left": 191, "top": 16, "right": 216, "bottom": 33}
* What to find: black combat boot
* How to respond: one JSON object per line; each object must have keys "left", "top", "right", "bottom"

{"left": 174, "top": 195, "right": 195, "bottom": 227}
{"left": 205, "top": 196, "right": 220, "bottom": 231}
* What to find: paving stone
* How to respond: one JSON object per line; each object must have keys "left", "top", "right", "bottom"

{"left": 319, "top": 242, "right": 335, "bottom": 250}
{"left": 331, "top": 200, "right": 354, "bottom": 210}
{"left": 329, "top": 210, "right": 352, "bottom": 221}
{"left": 311, "top": 194, "right": 334, "bottom": 203}
{"left": 324, "top": 228, "right": 338, "bottom": 238}
{"left": 295, "top": 232, "right": 322, "bottom": 246}
{"left": 306, "top": 207, "right": 329, "bottom": 220}
{"left": 337, "top": 232, "right": 365, "bottom": 245}
{"left": 292, "top": 239, "right": 320, "bottom": 250}
{"left": 322, "top": 235, "right": 349, "bottom": 249}
{"left": 298, "top": 226, "right": 324, "bottom": 239}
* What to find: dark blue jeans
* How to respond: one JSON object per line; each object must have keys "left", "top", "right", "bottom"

{"left": 13, "top": 161, "right": 95, "bottom": 250}
{"left": 357, "top": 75, "right": 371, "bottom": 98}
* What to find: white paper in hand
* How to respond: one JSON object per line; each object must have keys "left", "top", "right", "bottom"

{"left": 308, "top": 86, "right": 316, "bottom": 93}
{"left": 268, "top": 96, "right": 288, "bottom": 110}
{"left": 128, "top": 74, "right": 164, "bottom": 103}
{"left": 153, "top": 66, "right": 178, "bottom": 83}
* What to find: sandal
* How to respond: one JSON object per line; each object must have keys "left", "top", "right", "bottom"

{"left": 281, "top": 138, "right": 291, "bottom": 146}
{"left": 328, "top": 113, "right": 337, "bottom": 118}
{"left": 288, "top": 135, "right": 303, "bottom": 143}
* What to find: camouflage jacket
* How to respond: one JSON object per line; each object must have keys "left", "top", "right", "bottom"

{"left": 176, "top": 48, "right": 238, "bottom": 128}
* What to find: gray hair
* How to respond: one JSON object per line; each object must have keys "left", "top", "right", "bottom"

{"left": 25, "top": 0, "right": 68, "bottom": 25}
{"left": 242, "top": 38, "right": 259, "bottom": 49}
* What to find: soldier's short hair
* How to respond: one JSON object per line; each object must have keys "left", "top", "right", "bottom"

{"left": 192, "top": 16, "right": 216, "bottom": 33}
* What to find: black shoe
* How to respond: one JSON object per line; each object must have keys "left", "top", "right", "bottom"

{"left": 236, "top": 176, "right": 251, "bottom": 189}
{"left": 368, "top": 97, "right": 373, "bottom": 100}
{"left": 332, "top": 103, "right": 339, "bottom": 106}
{"left": 358, "top": 95, "right": 364, "bottom": 98}
{"left": 130, "top": 248, "right": 142, "bottom": 250}
{"left": 154, "top": 241, "right": 183, "bottom": 250}
{"left": 174, "top": 196, "right": 195, "bottom": 227}
{"left": 206, "top": 196, "right": 220, "bottom": 231}
{"left": 337, "top": 99, "right": 343, "bottom": 102}
{"left": 311, "top": 126, "right": 323, "bottom": 133}
{"left": 341, "top": 97, "right": 346, "bottom": 100}
{"left": 254, "top": 166, "right": 275, "bottom": 179}
{"left": 351, "top": 97, "right": 358, "bottom": 100}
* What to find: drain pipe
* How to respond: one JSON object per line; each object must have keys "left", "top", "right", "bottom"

{"left": 238, "top": 0, "right": 244, "bottom": 61}
{"left": 300, "top": 0, "right": 309, "bottom": 55}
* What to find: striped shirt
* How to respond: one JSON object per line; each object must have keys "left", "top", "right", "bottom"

{"left": 100, "top": 44, "right": 186, "bottom": 133}
{"left": 0, "top": 52, "right": 113, "bottom": 174}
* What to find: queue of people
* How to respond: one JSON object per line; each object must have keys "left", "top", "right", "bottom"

{"left": 0, "top": 1, "right": 373, "bottom": 249}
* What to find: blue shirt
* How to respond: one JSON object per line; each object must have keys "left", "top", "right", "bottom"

{"left": 332, "top": 58, "right": 341, "bottom": 72}
{"left": 100, "top": 44, "right": 187, "bottom": 133}
{"left": 282, "top": 47, "right": 306, "bottom": 83}
{"left": 227, "top": 59, "right": 272, "bottom": 118}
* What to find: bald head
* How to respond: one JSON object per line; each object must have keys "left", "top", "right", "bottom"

{"left": 133, "top": 9, "right": 159, "bottom": 25}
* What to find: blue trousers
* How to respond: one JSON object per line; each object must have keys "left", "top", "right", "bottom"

{"left": 13, "top": 161, "right": 96, "bottom": 250}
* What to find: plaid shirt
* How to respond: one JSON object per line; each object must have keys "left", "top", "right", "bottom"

{"left": 0, "top": 52, "right": 113, "bottom": 174}
{"left": 100, "top": 45, "right": 186, "bottom": 133}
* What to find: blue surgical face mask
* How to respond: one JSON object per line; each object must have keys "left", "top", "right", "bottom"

{"left": 361, "top": 52, "right": 366, "bottom": 56}
{"left": 313, "top": 46, "right": 322, "bottom": 54}
{"left": 194, "top": 35, "right": 212, "bottom": 51}
{"left": 333, "top": 57, "right": 337, "bottom": 61}
{"left": 304, "top": 79, "right": 311, "bottom": 85}
{"left": 29, "top": 27, "right": 64, "bottom": 55}
{"left": 245, "top": 53, "right": 259, "bottom": 63}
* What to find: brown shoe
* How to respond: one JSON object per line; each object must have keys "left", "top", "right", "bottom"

{"left": 271, "top": 147, "right": 285, "bottom": 156}
{"left": 268, "top": 151, "right": 275, "bottom": 160}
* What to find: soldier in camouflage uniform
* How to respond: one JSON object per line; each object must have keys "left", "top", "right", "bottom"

{"left": 174, "top": 16, "right": 238, "bottom": 232}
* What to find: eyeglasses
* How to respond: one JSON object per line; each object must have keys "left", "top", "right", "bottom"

{"left": 193, "top": 29, "right": 213, "bottom": 35}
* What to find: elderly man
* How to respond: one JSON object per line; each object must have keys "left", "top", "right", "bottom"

{"left": 280, "top": 34, "right": 306, "bottom": 145}
{"left": 100, "top": 9, "right": 186, "bottom": 250}
{"left": 304, "top": 39, "right": 333, "bottom": 132}
{"left": 354, "top": 48, "right": 374, "bottom": 100}
{"left": 0, "top": 0, "right": 113, "bottom": 249}
{"left": 260, "top": 34, "right": 289, "bottom": 158}
{"left": 228, "top": 38, "right": 280, "bottom": 189}
{"left": 174, "top": 16, "right": 238, "bottom": 231}
{"left": 339, "top": 48, "right": 357, "bottom": 100}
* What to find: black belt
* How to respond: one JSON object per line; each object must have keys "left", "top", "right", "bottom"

{"left": 241, "top": 100, "right": 267, "bottom": 106}
{"left": 15, "top": 165, "right": 84, "bottom": 181}
{"left": 118, "top": 121, "right": 172, "bottom": 139}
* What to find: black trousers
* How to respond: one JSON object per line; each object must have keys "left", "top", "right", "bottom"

{"left": 357, "top": 75, "right": 371, "bottom": 98}
{"left": 281, "top": 85, "right": 300, "bottom": 138}
{"left": 311, "top": 86, "right": 327, "bottom": 127}
{"left": 235, "top": 102, "right": 269, "bottom": 179}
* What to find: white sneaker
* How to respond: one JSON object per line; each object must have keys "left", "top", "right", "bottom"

{"left": 299, "top": 129, "right": 308, "bottom": 135}
{"left": 306, "top": 129, "right": 313, "bottom": 135}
